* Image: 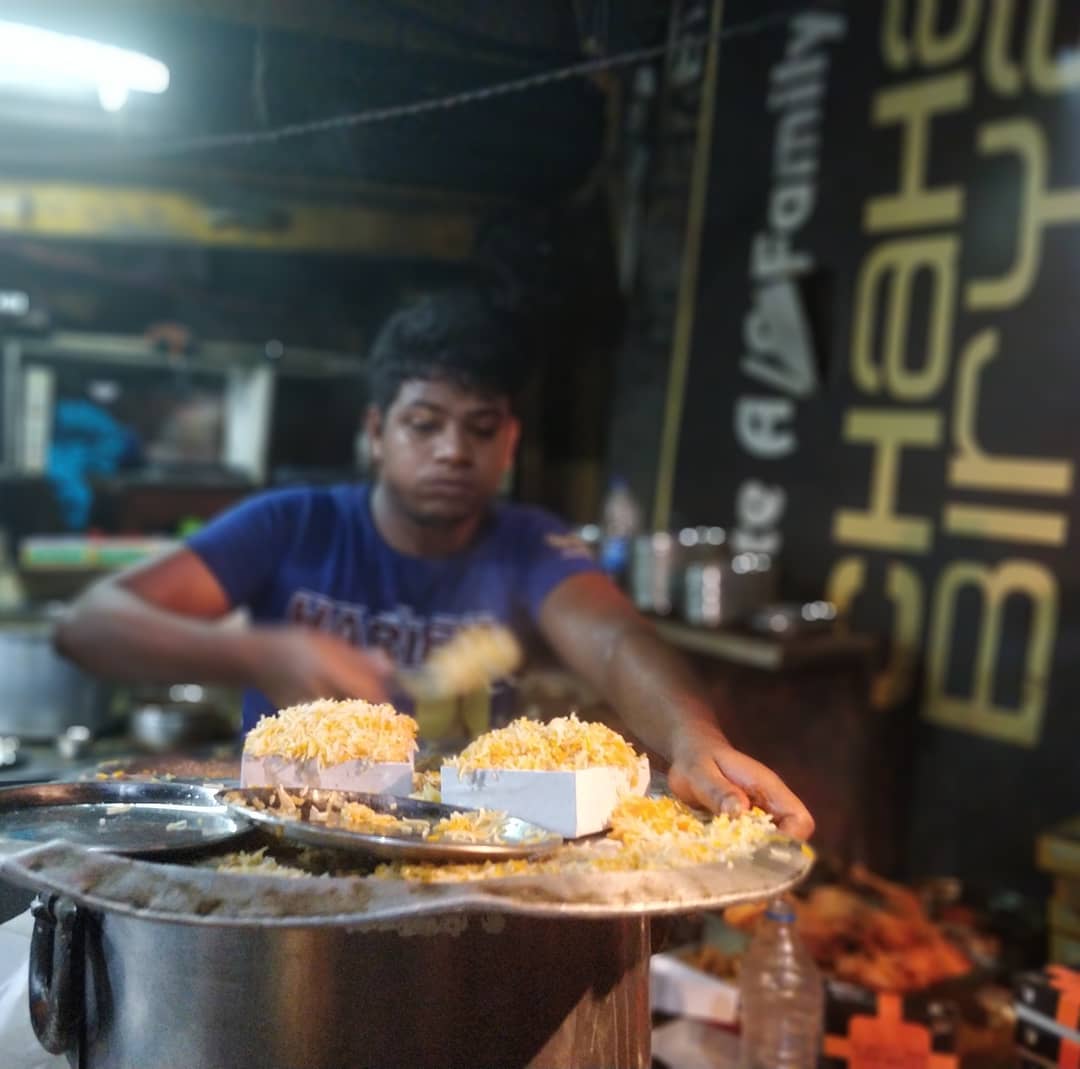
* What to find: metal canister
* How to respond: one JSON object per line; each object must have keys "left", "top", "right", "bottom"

{"left": 683, "top": 550, "right": 778, "bottom": 628}
{"left": 0, "top": 610, "right": 113, "bottom": 739}
{"left": 679, "top": 528, "right": 729, "bottom": 627}
{"left": 683, "top": 560, "right": 730, "bottom": 627}
{"left": 630, "top": 532, "right": 678, "bottom": 615}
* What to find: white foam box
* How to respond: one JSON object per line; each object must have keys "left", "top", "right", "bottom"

{"left": 439, "top": 759, "right": 649, "bottom": 839}
{"left": 649, "top": 949, "right": 740, "bottom": 1025}
{"left": 240, "top": 754, "right": 414, "bottom": 795}
{"left": 652, "top": 1017, "right": 740, "bottom": 1069}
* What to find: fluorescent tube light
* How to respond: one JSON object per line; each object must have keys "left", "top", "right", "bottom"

{"left": 0, "top": 21, "right": 169, "bottom": 111}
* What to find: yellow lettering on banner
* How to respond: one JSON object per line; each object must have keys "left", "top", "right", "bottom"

{"left": 987, "top": 0, "right": 1080, "bottom": 95}
{"left": 924, "top": 560, "right": 1057, "bottom": 747}
{"left": 878, "top": 563, "right": 925, "bottom": 709}
{"left": 852, "top": 237, "right": 958, "bottom": 398}
{"left": 917, "top": 0, "right": 982, "bottom": 66}
{"left": 827, "top": 556, "right": 924, "bottom": 710}
{"left": 968, "top": 119, "right": 1080, "bottom": 310}
{"left": 944, "top": 503, "right": 1068, "bottom": 546}
{"left": 833, "top": 409, "right": 942, "bottom": 552}
{"left": 826, "top": 557, "right": 866, "bottom": 618}
{"left": 1028, "top": 0, "right": 1080, "bottom": 93}
{"left": 865, "top": 74, "right": 971, "bottom": 232}
{"left": 984, "top": 0, "right": 1023, "bottom": 96}
{"left": 882, "top": 0, "right": 914, "bottom": 70}
{"left": 967, "top": 119, "right": 1042, "bottom": 309}
{"left": 882, "top": 0, "right": 982, "bottom": 70}
{"left": 951, "top": 329, "right": 1074, "bottom": 495}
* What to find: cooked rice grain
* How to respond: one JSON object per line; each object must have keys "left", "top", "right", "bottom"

{"left": 244, "top": 699, "right": 417, "bottom": 767}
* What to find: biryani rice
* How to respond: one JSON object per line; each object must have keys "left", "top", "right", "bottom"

{"left": 375, "top": 795, "right": 777, "bottom": 883}
{"left": 244, "top": 699, "right": 418, "bottom": 767}
{"left": 445, "top": 713, "right": 642, "bottom": 778}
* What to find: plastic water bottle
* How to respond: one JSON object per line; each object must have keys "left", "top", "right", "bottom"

{"left": 738, "top": 896, "right": 824, "bottom": 1069}
{"left": 599, "top": 476, "right": 641, "bottom": 583}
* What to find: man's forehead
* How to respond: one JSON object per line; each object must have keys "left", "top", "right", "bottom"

{"left": 393, "top": 379, "right": 509, "bottom": 415}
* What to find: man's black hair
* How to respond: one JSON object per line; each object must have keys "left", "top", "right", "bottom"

{"left": 368, "top": 290, "right": 529, "bottom": 411}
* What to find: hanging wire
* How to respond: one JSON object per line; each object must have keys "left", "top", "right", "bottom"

{"left": 81, "top": 8, "right": 800, "bottom": 162}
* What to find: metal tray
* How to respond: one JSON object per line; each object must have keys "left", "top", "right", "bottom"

{"left": 0, "top": 833, "right": 815, "bottom": 926}
{"left": 223, "top": 786, "right": 564, "bottom": 862}
{"left": 74, "top": 752, "right": 241, "bottom": 785}
{"left": 0, "top": 780, "right": 251, "bottom": 857}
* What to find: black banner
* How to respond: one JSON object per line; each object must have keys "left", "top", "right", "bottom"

{"left": 671, "top": 0, "right": 1080, "bottom": 887}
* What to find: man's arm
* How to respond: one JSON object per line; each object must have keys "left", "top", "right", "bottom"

{"left": 537, "top": 572, "right": 814, "bottom": 839}
{"left": 56, "top": 549, "right": 258, "bottom": 684}
{"left": 55, "top": 549, "right": 391, "bottom": 708}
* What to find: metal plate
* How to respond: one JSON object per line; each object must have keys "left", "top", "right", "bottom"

{"left": 0, "top": 780, "right": 251, "bottom": 857}
{"left": 0, "top": 834, "right": 815, "bottom": 926}
{"left": 223, "top": 786, "right": 564, "bottom": 862}
{"left": 74, "top": 752, "right": 241, "bottom": 785}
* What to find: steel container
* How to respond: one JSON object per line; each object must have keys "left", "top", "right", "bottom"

{"left": 29, "top": 896, "right": 651, "bottom": 1069}
{"left": 0, "top": 612, "right": 112, "bottom": 739}
{"left": 3, "top": 789, "right": 811, "bottom": 1068}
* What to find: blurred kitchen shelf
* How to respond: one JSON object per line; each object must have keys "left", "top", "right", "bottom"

{"left": 20, "top": 535, "right": 177, "bottom": 570}
{"left": 13, "top": 332, "right": 366, "bottom": 378}
{"left": 653, "top": 619, "right": 877, "bottom": 671}
{"left": 18, "top": 536, "right": 179, "bottom": 600}
{"left": 2, "top": 331, "right": 362, "bottom": 484}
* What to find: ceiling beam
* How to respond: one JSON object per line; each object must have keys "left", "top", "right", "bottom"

{"left": 0, "top": 181, "right": 477, "bottom": 259}
{"left": 0, "top": 153, "right": 511, "bottom": 215}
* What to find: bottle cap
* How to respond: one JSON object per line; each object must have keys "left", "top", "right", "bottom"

{"left": 765, "top": 896, "right": 796, "bottom": 922}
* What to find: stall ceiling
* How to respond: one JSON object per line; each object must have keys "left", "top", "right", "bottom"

{"left": 0, "top": 2, "right": 660, "bottom": 343}
{"left": 0, "top": 1, "right": 665, "bottom": 200}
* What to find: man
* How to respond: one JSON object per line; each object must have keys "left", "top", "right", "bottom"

{"left": 56, "top": 292, "right": 813, "bottom": 838}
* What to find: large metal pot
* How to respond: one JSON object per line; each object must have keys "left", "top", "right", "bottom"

{"left": 5, "top": 797, "right": 810, "bottom": 1068}
{"left": 29, "top": 896, "right": 651, "bottom": 1069}
{"left": 0, "top": 611, "right": 112, "bottom": 739}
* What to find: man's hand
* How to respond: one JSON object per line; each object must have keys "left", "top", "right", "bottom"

{"left": 251, "top": 629, "right": 395, "bottom": 709}
{"left": 667, "top": 724, "right": 815, "bottom": 841}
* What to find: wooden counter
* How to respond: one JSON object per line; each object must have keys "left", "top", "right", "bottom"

{"left": 654, "top": 620, "right": 877, "bottom": 672}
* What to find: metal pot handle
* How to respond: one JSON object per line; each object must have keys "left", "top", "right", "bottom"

{"left": 29, "top": 894, "right": 81, "bottom": 1056}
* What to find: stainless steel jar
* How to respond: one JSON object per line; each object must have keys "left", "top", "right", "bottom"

{"left": 629, "top": 532, "right": 678, "bottom": 615}
{"left": 683, "top": 551, "right": 777, "bottom": 628}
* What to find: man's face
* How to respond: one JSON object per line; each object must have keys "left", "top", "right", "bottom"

{"left": 366, "top": 378, "right": 520, "bottom": 526}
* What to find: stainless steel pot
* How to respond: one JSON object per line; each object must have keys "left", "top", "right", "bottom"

{"left": 5, "top": 795, "right": 811, "bottom": 1069}
{"left": 0, "top": 611, "right": 112, "bottom": 739}
{"left": 29, "top": 896, "right": 651, "bottom": 1069}
{"left": 128, "top": 685, "right": 237, "bottom": 754}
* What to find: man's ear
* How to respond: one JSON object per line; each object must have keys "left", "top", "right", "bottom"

{"left": 503, "top": 417, "right": 521, "bottom": 471}
{"left": 364, "top": 404, "right": 384, "bottom": 463}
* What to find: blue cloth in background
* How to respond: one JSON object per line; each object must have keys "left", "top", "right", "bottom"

{"left": 48, "top": 401, "right": 141, "bottom": 529}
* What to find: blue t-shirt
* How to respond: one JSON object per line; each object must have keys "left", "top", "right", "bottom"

{"left": 187, "top": 483, "right": 598, "bottom": 733}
